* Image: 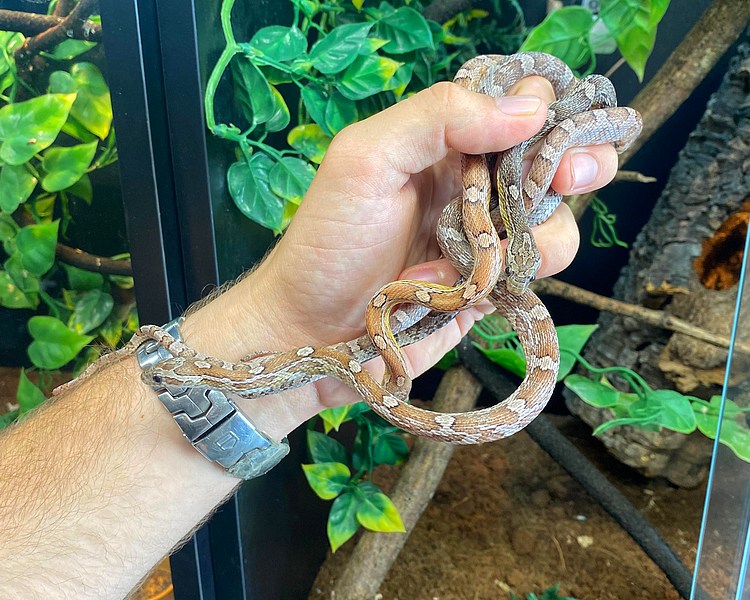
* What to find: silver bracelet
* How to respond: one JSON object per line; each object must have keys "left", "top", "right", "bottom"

{"left": 136, "top": 317, "right": 289, "bottom": 480}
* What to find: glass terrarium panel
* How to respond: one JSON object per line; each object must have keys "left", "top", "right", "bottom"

{"left": 693, "top": 229, "right": 750, "bottom": 599}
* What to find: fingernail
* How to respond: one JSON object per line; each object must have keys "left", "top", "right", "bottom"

{"left": 496, "top": 95, "right": 543, "bottom": 116}
{"left": 570, "top": 150, "right": 600, "bottom": 192}
{"left": 401, "top": 265, "right": 450, "bottom": 285}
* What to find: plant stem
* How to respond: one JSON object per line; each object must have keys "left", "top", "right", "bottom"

{"left": 204, "top": 0, "right": 240, "bottom": 133}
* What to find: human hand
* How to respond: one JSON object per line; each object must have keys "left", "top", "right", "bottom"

{"left": 185, "top": 77, "right": 619, "bottom": 437}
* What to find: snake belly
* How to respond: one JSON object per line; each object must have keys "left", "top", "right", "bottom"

{"left": 135, "top": 53, "right": 643, "bottom": 445}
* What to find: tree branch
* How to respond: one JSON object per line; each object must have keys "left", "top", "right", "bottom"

{"left": 0, "top": 9, "right": 101, "bottom": 41}
{"left": 56, "top": 243, "right": 132, "bottom": 276}
{"left": 532, "top": 277, "right": 750, "bottom": 355}
{"left": 613, "top": 169, "right": 657, "bottom": 184}
{"left": 567, "top": 0, "right": 750, "bottom": 219}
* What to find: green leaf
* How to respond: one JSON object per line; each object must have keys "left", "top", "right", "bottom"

{"left": 384, "top": 62, "right": 414, "bottom": 98}
{"left": 231, "top": 56, "right": 276, "bottom": 126}
{"left": 98, "top": 314, "right": 123, "bottom": 347}
{"left": 44, "top": 39, "right": 97, "bottom": 61}
{"left": 301, "top": 462, "right": 351, "bottom": 500}
{"left": 600, "top": 0, "right": 670, "bottom": 81}
{"left": 27, "top": 315, "right": 95, "bottom": 369}
{"left": 269, "top": 157, "right": 315, "bottom": 205}
{"left": 338, "top": 55, "right": 402, "bottom": 101}
{"left": 564, "top": 374, "right": 620, "bottom": 408}
{"left": 0, "top": 164, "right": 37, "bottom": 212}
{"left": 480, "top": 347, "right": 527, "bottom": 378}
{"left": 248, "top": 26, "right": 307, "bottom": 62}
{"left": 4, "top": 253, "right": 40, "bottom": 295}
{"left": 41, "top": 141, "right": 98, "bottom": 192}
{"left": 309, "top": 23, "right": 373, "bottom": 74}
{"left": 307, "top": 429, "right": 349, "bottom": 464}
{"left": 227, "top": 152, "right": 284, "bottom": 232}
{"left": 557, "top": 324, "right": 598, "bottom": 381}
{"left": 373, "top": 431, "right": 409, "bottom": 465}
{"left": 325, "top": 89, "right": 358, "bottom": 134}
{"left": 435, "top": 348, "right": 458, "bottom": 370}
{"left": 0, "top": 214, "right": 18, "bottom": 242}
{"left": 15, "top": 221, "right": 59, "bottom": 276}
{"left": 68, "top": 289, "right": 114, "bottom": 334}
{"left": 287, "top": 124, "right": 332, "bottom": 164}
{"left": 265, "top": 85, "right": 291, "bottom": 132}
{"left": 16, "top": 369, "right": 46, "bottom": 415}
{"left": 0, "top": 93, "right": 76, "bottom": 165}
{"left": 519, "top": 6, "right": 595, "bottom": 71}
{"left": 355, "top": 481, "right": 405, "bottom": 532}
{"left": 68, "top": 173, "right": 93, "bottom": 203}
{"left": 48, "top": 70, "right": 77, "bottom": 94}
{"left": 301, "top": 84, "right": 331, "bottom": 134}
{"left": 68, "top": 63, "right": 113, "bottom": 140}
{"left": 0, "top": 270, "right": 36, "bottom": 309}
{"left": 642, "top": 389, "right": 696, "bottom": 433}
{"left": 375, "top": 7, "right": 434, "bottom": 53}
{"left": 0, "top": 409, "right": 19, "bottom": 431}
{"left": 327, "top": 491, "right": 361, "bottom": 552}
{"left": 63, "top": 263, "right": 105, "bottom": 291}
{"left": 319, "top": 405, "right": 352, "bottom": 432}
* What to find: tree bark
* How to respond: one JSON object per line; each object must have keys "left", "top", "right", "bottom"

{"left": 568, "top": 43, "right": 750, "bottom": 487}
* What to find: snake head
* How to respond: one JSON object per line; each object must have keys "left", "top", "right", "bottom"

{"left": 504, "top": 231, "right": 541, "bottom": 295}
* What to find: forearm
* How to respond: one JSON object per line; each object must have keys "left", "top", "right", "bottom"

{"left": 0, "top": 269, "right": 316, "bottom": 599}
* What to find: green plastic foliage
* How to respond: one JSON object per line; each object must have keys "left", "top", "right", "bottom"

{"left": 227, "top": 152, "right": 284, "bottom": 232}
{"left": 0, "top": 270, "right": 35, "bottom": 309}
{"left": 338, "top": 55, "right": 402, "bottom": 100}
{"left": 41, "top": 140, "right": 98, "bottom": 192}
{"left": 374, "top": 7, "right": 434, "bottom": 54}
{"left": 68, "top": 289, "right": 114, "bottom": 334}
{"left": 63, "top": 263, "right": 105, "bottom": 291}
{"left": 232, "top": 57, "right": 289, "bottom": 130}
{"left": 248, "top": 25, "right": 307, "bottom": 61}
{"left": 69, "top": 63, "right": 113, "bottom": 139}
{"left": 354, "top": 481, "right": 405, "bottom": 532}
{"left": 15, "top": 220, "right": 59, "bottom": 276}
{"left": 0, "top": 93, "right": 76, "bottom": 165}
{"left": 307, "top": 429, "right": 349, "bottom": 464}
{"left": 600, "top": 0, "right": 670, "bottom": 81}
{"left": 520, "top": 7, "right": 594, "bottom": 71}
{"left": 269, "top": 157, "right": 315, "bottom": 205}
{"left": 0, "top": 164, "right": 37, "bottom": 212}
{"left": 27, "top": 315, "right": 95, "bottom": 369}
{"left": 287, "top": 124, "right": 332, "bottom": 164}
{"left": 327, "top": 492, "right": 360, "bottom": 552}
{"left": 556, "top": 324, "right": 598, "bottom": 380}
{"left": 564, "top": 374, "right": 621, "bottom": 408}
{"left": 308, "top": 23, "right": 373, "bottom": 74}
{"left": 301, "top": 462, "right": 351, "bottom": 500}
{"left": 695, "top": 397, "right": 750, "bottom": 462}
{"left": 16, "top": 369, "right": 46, "bottom": 415}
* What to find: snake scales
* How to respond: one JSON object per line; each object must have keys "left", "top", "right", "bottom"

{"left": 54, "top": 53, "right": 642, "bottom": 445}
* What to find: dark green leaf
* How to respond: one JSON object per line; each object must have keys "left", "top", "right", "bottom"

{"left": 227, "top": 153, "right": 284, "bottom": 232}
{"left": 0, "top": 164, "right": 37, "bottom": 212}
{"left": 16, "top": 369, "right": 46, "bottom": 414}
{"left": 63, "top": 263, "right": 105, "bottom": 291}
{"left": 67, "top": 173, "right": 93, "bottom": 203}
{"left": 301, "top": 84, "right": 331, "bottom": 134}
{"left": 301, "top": 462, "right": 351, "bottom": 500}
{"left": 44, "top": 39, "right": 97, "bottom": 61}
{"left": 248, "top": 26, "right": 307, "bottom": 62}
{"left": 338, "top": 55, "right": 402, "bottom": 101}
{"left": 287, "top": 124, "right": 332, "bottom": 164}
{"left": 41, "top": 141, "right": 98, "bottom": 192}
{"left": 4, "top": 253, "right": 40, "bottom": 295}
{"left": 375, "top": 7, "right": 434, "bottom": 54}
{"left": 231, "top": 56, "right": 276, "bottom": 125}
{"left": 355, "top": 481, "right": 405, "bottom": 532}
{"left": 269, "top": 157, "right": 315, "bottom": 205}
{"left": 27, "top": 315, "right": 95, "bottom": 369}
{"left": 327, "top": 491, "right": 361, "bottom": 552}
{"left": 556, "top": 324, "right": 597, "bottom": 381}
{"left": 309, "top": 23, "right": 374, "bottom": 74}
{"left": 265, "top": 85, "right": 291, "bottom": 132}
{"left": 68, "top": 289, "right": 114, "bottom": 334}
{"left": 325, "top": 90, "right": 358, "bottom": 134}
{"left": 98, "top": 314, "right": 123, "bottom": 348}
{"left": 15, "top": 220, "right": 59, "bottom": 276}
{"left": 0, "top": 214, "right": 18, "bottom": 242}
{"left": 0, "top": 409, "right": 19, "bottom": 430}
{"left": 373, "top": 431, "right": 409, "bottom": 465}
{"left": 519, "top": 7, "right": 594, "bottom": 71}
{"left": 307, "top": 429, "right": 349, "bottom": 464}
{"left": 68, "top": 63, "right": 113, "bottom": 140}
{"left": 0, "top": 93, "right": 76, "bottom": 165}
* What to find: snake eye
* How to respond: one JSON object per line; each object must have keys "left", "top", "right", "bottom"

{"left": 153, "top": 374, "right": 163, "bottom": 384}
{"left": 504, "top": 265, "right": 512, "bottom": 276}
